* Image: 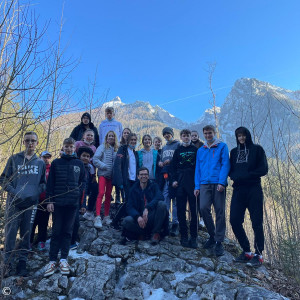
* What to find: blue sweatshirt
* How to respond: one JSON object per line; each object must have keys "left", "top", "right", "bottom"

{"left": 194, "top": 139, "right": 230, "bottom": 189}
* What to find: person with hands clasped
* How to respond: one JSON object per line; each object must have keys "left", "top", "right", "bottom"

{"left": 194, "top": 125, "right": 230, "bottom": 256}
{"left": 121, "top": 167, "right": 168, "bottom": 245}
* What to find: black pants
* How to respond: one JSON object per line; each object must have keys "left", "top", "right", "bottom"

{"left": 115, "top": 186, "right": 125, "bottom": 203}
{"left": 122, "top": 201, "right": 168, "bottom": 239}
{"left": 71, "top": 209, "right": 80, "bottom": 245}
{"left": 113, "top": 180, "right": 136, "bottom": 225}
{"left": 30, "top": 204, "right": 50, "bottom": 243}
{"left": 87, "top": 181, "right": 98, "bottom": 212}
{"left": 49, "top": 206, "right": 77, "bottom": 261}
{"left": 177, "top": 185, "right": 198, "bottom": 238}
{"left": 230, "top": 184, "right": 264, "bottom": 254}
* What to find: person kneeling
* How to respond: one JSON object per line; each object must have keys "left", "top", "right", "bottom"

{"left": 121, "top": 167, "right": 168, "bottom": 245}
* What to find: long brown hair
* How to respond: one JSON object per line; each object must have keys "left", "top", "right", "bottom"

{"left": 105, "top": 131, "right": 118, "bottom": 151}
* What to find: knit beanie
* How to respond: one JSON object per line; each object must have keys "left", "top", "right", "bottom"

{"left": 162, "top": 127, "right": 174, "bottom": 137}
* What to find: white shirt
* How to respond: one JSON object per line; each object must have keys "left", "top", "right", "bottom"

{"left": 127, "top": 148, "right": 136, "bottom": 181}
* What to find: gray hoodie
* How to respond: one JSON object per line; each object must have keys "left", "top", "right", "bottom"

{"left": 0, "top": 151, "right": 46, "bottom": 208}
{"left": 93, "top": 144, "right": 117, "bottom": 179}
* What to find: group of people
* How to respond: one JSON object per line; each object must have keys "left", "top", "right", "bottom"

{"left": 0, "top": 106, "right": 268, "bottom": 279}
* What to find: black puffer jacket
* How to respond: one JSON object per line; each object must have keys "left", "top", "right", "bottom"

{"left": 113, "top": 145, "right": 139, "bottom": 188}
{"left": 46, "top": 154, "right": 86, "bottom": 207}
{"left": 70, "top": 122, "right": 100, "bottom": 148}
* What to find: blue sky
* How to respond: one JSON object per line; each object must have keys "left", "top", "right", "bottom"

{"left": 34, "top": 0, "right": 300, "bottom": 122}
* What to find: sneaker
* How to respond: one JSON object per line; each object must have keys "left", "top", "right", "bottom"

{"left": 44, "top": 261, "right": 57, "bottom": 277}
{"left": 16, "top": 260, "right": 28, "bottom": 277}
{"left": 203, "top": 237, "right": 215, "bottom": 249}
{"left": 37, "top": 241, "right": 46, "bottom": 251}
{"left": 69, "top": 242, "right": 78, "bottom": 250}
{"left": 59, "top": 259, "right": 70, "bottom": 275}
{"left": 180, "top": 237, "right": 190, "bottom": 248}
{"left": 234, "top": 251, "right": 254, "bottom": 263}
{"left": 215, "top": 242, "right": 225, "bottom": 256}
{"left": 246, "top": 255, "right": 263, "bottom": 268}
{"left": 151, "top": 233, "right": 161, "bottom": 245}
{"left": 83, "top": 211, "right": 94, "bottom": 221}
{"left": 170, "top": 223, "right": 179, "bottom": 237}
{"left": 103, "top": 216, "right": 112, "bottom": 226}
{"left": 94, "top": 216, "right": 103, "bottom": 229}
{"left": 189, "top": 237, "right": 198, "bottom": 249}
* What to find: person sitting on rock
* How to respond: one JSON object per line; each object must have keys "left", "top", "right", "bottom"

{"left": 121, "top": 167, "right": 168, "bottom": 245}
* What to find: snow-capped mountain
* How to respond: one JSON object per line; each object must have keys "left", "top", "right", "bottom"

{"left": 58, "top": 78, "right": 299, "bottom": 155}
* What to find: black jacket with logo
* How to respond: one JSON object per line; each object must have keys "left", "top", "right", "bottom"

{"left": 46, "top": 154, "right": 86, "bottom": 207}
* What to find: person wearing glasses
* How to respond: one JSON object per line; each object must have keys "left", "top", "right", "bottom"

{"left": 0, "top": 132, "right": 46, "bottom": 277}
{"left": 121, "top": 167, "right": 168, "bottom": 245}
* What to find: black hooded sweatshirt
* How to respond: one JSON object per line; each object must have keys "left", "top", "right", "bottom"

{"left": 70, "top": 113, "right": 100, "bottom": 148}
{"left": 229, "top": 127, "right": 268, "bottom": 187}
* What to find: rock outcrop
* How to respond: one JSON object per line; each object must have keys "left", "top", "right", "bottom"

{"left": 2, "top": 219, "right": 291, "bottom": 299}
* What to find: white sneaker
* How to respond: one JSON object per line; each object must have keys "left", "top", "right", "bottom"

{"left": 83, "top": 211, "right": 94, "bottom": 221}
{"left": 103, "top": 216, "right": 112, "bottom": 225}
{"left": 199, "top": 218, "right": 205, "bottom": 228}
{"left": 94, "top": 216, "right": 103, "bottom": 229}
{"left": 59, "top": 259, "right": 70, "bottom": 275}
{"left": 44, "top": 261, "right": 57, "bottom": 277}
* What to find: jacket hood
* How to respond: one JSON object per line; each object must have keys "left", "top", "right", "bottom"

{"left": 204, "top": 138, "right": 221, "bottom": 148}
{"left": 166, "top": 139, "right": 179, "bottom": 145}
{"left": 235, "top": 127, "right": 253, "bottom": 146}
{"left": 17, "top": 151, "right": 39, "bottom": 161}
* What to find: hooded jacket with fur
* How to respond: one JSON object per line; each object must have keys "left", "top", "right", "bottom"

{"left": 229, "top": 127, "right": 268, "bottom": 187}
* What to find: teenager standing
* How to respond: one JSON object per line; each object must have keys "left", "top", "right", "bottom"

{"left": 194, "top": 125, "right": 230, "bottom": 256}
{"left": 1, "top": 132, "right": 46, "bottom": 276}
{"left": 229, "top": 127, "right": 268, "bottom": 267}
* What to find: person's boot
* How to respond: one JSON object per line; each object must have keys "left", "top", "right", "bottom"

{"left": 170, "top": 223, "right": 179, "bottom": 237}
{"left": 215, "top": 242, "right": 225, "bottom": 256}
{"left": 189, "top": 237, "right": 198, "bottom": 249}
{"left": 203, "top": 237, "right": 215, "bottom": 249}
{"left": 151, "top": 233, "right": 161, "bottom": 245}
{"left": 16, "top": 260, "right": 28, "bottom": 277}
{"left": 180, "top": 237, "right": 190, "bottom": 247}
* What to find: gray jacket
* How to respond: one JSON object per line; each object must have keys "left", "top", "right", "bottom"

{"left": 93, "top": 144, "right": 117, "bottom": 179}
{"left": 0, "top": 152, "right": 46, "bottom": 208}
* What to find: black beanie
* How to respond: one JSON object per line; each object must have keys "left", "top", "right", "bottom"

{"left": 77, "top": 146, "right": 94, "bottom": 158}
{"left": 81, "top": 112, "right": 91, "bottom": 123}
{"left": 162, "top": 127, "right": 174, "bottom": 137}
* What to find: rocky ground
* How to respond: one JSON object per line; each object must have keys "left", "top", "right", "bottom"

{"left": 1, "top": 218, "right": 299, "bottom": 300}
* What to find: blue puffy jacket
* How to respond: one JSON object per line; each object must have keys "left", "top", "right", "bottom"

{"left": 194, "top": 139, "right": 230, "bottom": 189}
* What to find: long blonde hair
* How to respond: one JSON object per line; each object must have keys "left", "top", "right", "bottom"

{"left": 105, "top": 131, "right": 118, "bottom": 151}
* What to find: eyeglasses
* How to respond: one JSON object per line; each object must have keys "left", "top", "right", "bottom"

{"left": 24, "top": 139, "right": 37, "bottom": 143}
{"left": 139, "top": 173, "right": 149, "bottom": 177}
